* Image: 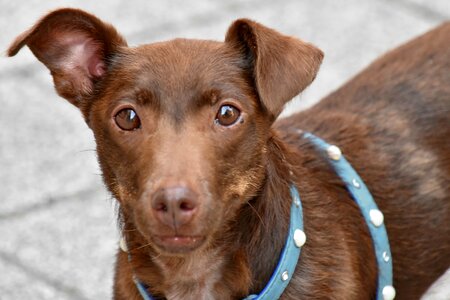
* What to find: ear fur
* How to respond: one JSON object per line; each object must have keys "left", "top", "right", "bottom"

{"left": 7, "top": 8, "right": 127, "bottom": 107}
{"left": 225, "top": 19, "right": 323, "bottom": 117}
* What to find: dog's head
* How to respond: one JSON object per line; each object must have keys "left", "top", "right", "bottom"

{"left": 8, "top": 8, "right": 322, "bottom": 255}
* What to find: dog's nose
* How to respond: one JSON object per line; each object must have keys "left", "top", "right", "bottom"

{"left": 151, "top": 187, "right": 198, "bottom": 229}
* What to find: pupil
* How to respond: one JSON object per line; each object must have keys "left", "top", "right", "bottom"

{"left": 222, "top": 106, "right": 233, "bottom": 118}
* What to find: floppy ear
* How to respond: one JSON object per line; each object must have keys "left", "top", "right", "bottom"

{"left": 7, "top": 8, "right": 127, "bottom": 107}
{"left": 225, "top": 19, "right": 323, "bottom": 117}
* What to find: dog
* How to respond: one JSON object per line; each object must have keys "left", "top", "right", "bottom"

{"left": 7, "top": 8, "right": 449, "bottom": 300}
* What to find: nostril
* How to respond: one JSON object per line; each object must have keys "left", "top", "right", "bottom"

{"left": 179, "top": 200, "right": 196, "bottom": 211}
{"left": 155, "top": 202, "right": 168, "bottom": 212}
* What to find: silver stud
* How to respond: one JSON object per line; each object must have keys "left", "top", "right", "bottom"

{"left": 119, "top": 237, "right": 128, "bottom": 252}
{"left": 293, "top": 229, "right": 307, "bottom": 248}
{"left": 382, "top": 285, "right": 396, "bottom": 300}
{"left": 294, "top": 198, "right": 300, "bottom": 207}
{"left": 352, "top": 179, "right": 361, "bottom": 189}
{"left": 281, "top": 271, "right": 289, "bottom": 281}
{"left": 132, "top": 274, "right": 139, "bottom": 284}
{"left": 369, "top": 209, "right": 384, "bottom": 227}
{"left": 327, "top": 145, "right": 342, "bottom": 161}
{"left": 382, "top": 251, "right": 390, "bottom": 262}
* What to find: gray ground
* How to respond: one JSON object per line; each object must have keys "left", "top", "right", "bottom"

{"left": 0, "top": 1, "right": 449, "bottom": 299}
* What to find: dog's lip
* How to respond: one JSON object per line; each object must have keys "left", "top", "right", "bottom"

{"left": 153, "top": 235, "right": 206, "bottom": 253}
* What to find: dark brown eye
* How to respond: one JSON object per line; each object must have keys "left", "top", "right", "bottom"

{"left": 114, "top": 108, "right": 141, "bottom": 131}
{"left": 216, "top": 105, "right": 240, "bottom": 126}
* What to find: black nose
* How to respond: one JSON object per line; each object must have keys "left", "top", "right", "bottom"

{"left": 151, "top": 187, "right": 198, "bottom": 229}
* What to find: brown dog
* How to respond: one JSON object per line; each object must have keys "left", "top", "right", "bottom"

{"left": 8, "top": 8, "right": 449, "bottom": 300}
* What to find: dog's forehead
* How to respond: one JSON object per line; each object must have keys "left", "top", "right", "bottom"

{"left": 115, "top": 39, "right": 244, "bottom": 90}
{"left": 104, "top": 39, "right": 251, "bottom": 122}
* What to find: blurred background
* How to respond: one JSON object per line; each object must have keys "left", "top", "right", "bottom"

{"left": 0, "top": 0, "right": 448, "bottom": 299}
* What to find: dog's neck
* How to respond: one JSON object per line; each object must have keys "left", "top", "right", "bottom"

{"left": 119, "top": 136, "right": 293, "bottom": 299}
{"left": 235, "top": 136, "right": 293, "bottom": 292}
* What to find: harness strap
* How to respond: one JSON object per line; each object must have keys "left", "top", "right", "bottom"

{"left": 243, "top": 185, "right": 305, "bottom": 299}
{"left": 304, "top": 133, "right": 394, "bottom": 300}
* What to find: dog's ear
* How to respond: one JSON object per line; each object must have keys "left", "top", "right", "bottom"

{"left": 225, "top": 19, "right": 323, "bottom": 118}
{"left": 7, "top": 8, "right": 127, "bottom": 107}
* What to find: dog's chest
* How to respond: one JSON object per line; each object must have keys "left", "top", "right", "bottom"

{"left": 155, "top": 250, "right": 225, "bottom": 300}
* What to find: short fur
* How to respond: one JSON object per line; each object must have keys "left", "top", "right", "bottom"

{"left": 8, "top": 8, "right": 449, "bottom": 300}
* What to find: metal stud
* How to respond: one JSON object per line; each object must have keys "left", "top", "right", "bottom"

{"left": 369, "top": 209, "right": 384, "bottom": 227}
{"left": 294, "top": 198, "right": 301, "bottom": 207}
{"left": 352, "top": 179, "right": 361, "bottom": 189}
{"left": 132, "top": 274, "right": 139, "bottom": 284}
{"left": 119, "top": 237, "right": 128, "bottom": 252}
{"left": 327, "top": 145, "right": 342, "bottom": 161}
{"left": 382, "top": 251, "right": 390, "bottom": 262}
{"left": 281, "top": 271, "right": 289, "bottom": 281}
{"left": 293, "top": 229, "right": 307, "bottom": 248}
{"left": 382, "top": 285, "right": 396, "bottom": 300}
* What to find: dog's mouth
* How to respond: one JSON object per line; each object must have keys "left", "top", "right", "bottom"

{"left": 152, "top": 235, "right": 206, "bottom": 254}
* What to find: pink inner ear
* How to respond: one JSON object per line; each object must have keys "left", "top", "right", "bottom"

{"left": 59, "top": 33, "right": 106, "bottom": 78}
{"left": 88, "top": 55, "right": 106, "bottom": 77}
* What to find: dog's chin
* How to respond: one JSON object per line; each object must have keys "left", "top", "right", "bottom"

{"left": 152, "top": 235, "right": 207, "bottom": 255}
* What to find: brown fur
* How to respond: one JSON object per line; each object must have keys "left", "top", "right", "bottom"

{"left": 7, "top": 8, "right": 450, "bottom": 300}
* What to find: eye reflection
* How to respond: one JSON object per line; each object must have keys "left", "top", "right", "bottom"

{"left": 216, "top": 105, "right": 240, "bottom": 126}
{"left": 114, "top": 108, "right": 141, "bottom": 131}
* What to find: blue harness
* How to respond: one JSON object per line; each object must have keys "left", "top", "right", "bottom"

{"left": 126, "top": 133, "right": 394, "bottom": 300}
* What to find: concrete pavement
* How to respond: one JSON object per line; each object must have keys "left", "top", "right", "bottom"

{"left": 0, "top": 0, "right": 449, "bottom": 299}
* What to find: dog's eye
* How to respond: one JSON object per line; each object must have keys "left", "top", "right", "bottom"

{"left": 114, "top": 108, "right": 141, "bottom": 131}
{"left": 216, "top": 105, "right": 240, "bottom": 126}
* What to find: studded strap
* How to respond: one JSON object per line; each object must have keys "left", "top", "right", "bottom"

{"left": 304, "top": 132, "right": 395, "bottom": 300}
{"left": 243, "top": 184, "right": 305, "bottom": 300}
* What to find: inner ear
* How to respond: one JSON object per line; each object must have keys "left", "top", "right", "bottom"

{"left": 55, "top": 34, "right": 107, "bottom": 78}
{"left": 7, "top": 8, "right": 127, "bottom": 107}
{"left": 231, "top": 23, "right": 258, "bottom": 70}
{"left": 40, "top": 32, "right": 108, "bottom": 100}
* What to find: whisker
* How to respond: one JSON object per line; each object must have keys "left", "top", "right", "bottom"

{"left": 151, "top": 251, "right": 163, "bottom": 261}
{"left": 77, "top": 149, "right": 97, "bottom": 153}
{"left": 130, "top": 241, "right": 153, "bottom": 252}
{"left": 246, "top": 201, "right": 266, "bottom": 229}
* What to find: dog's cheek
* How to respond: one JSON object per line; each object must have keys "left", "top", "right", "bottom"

{"left": 92, "top": 120, "right": 146, "bottom": 205}
{"left": 130, "top": 198, "right": 156, "bottom": 239}
{"left": 214, "top": 121, "right": 268, "bottom": 219}
{"left": 213, "top": 94, "right": 273, "bottom": 213}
